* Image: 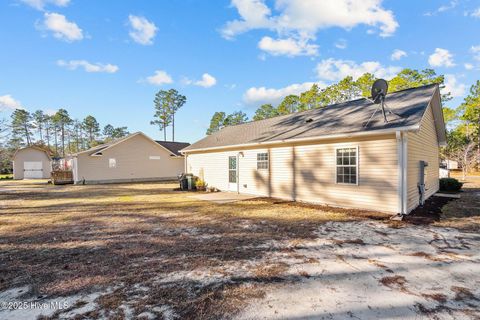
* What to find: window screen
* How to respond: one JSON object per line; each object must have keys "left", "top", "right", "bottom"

{"left": 257, "top": 153, "right": 269, "bottom": 170}
{"left": 336, "top": 148, "right": 357, "bottom": 184}
{"left": 228, "top": 156, "right": 237, "bottom": 183}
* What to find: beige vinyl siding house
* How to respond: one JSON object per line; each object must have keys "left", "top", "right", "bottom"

{"left": 13, "top": 146, "right": 52, "bottom": 179}
{"left": 187, "top": 134, "right": 399, "bottom": 212}
{"left": 182, "top": 84, "right": 446, "bottom": 215}
{"left": 72, "top": 132, "right": 189, "bottom": 184}
{"left": 406, "top": 99, "right": 441, "bottom": 212}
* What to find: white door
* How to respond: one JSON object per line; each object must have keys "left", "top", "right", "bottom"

{"left": 228, "top": 156, "right": 238, "bottom": 192}
{"left": 24, "top": 161, "right": 43, "bottom": 179}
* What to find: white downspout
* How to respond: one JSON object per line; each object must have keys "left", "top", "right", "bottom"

{"left": 184, "top": 154, "right": 188, "bottom": 173}
{"left": 72, "top": 157, "right": 78, "bottom": 184}
{"left": 396, "top": 131, "right": 408, "bottom": 216}
{"left": 402, "top": 133, "right": 408, "bottom": 214}
{"left": 396, "top": 131, "right": 404, "bottom": 215}
{"left": 237, "top": 152, "right": 244, "bottom": 194}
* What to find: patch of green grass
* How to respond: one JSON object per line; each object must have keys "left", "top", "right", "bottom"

{"left": 0, "top": 174, "right": 13, "bottom": 180}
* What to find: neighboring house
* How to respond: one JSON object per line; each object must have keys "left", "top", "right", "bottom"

{"left": 441, "top": 159, "right": 459, "bottom": 170}
{"left": 72, "top": 132, "right": 189, "bottom": 184}
{"left": 182, "top": 84, "right": 446, "bottom": 215}
{"left": 439, "top": 168, "right": 450, "bottom": 179}
{"left": 13, "top": 146, "right": 52, "bottom": 179}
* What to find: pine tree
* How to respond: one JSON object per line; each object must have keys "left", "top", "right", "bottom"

{"left": 167, "top": 89, "right": 186, "bottom": 141}
{"left": 253, "top": 104, "right": 280, "bottom": 121}
{"left": 52, "top": 109, "right": 72, "bottom": 157}
{"left": 32, "top": 110, "right": 47, "bottom": 142}
{"left": 10, "top": 109, "right": 33, "bottom": 147}
{"left": 151, "top": 90, "right": 173, "bottom": 141}
{"left": 82, "top": 115, "right": 100, "bottom": 146}
{"left": 206, "top": 112, "right": 226, "bottom": 135}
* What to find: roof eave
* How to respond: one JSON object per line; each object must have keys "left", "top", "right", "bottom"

{"left": 181, "top": 125, "right": 420, "bottom": 154}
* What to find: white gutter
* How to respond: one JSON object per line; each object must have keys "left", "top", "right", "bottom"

{"left": 181, "top": 125, "right": 420, "bottom": 154}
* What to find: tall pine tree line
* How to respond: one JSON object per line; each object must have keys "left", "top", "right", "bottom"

{"left": 3, "top": 109, "right": 131, "bottom": 159}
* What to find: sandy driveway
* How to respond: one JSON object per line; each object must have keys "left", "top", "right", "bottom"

{"left": 237, "top": 221, "right": 480, "bottom": 320}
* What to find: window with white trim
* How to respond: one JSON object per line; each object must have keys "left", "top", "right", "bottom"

{"left": 109, "top": 158, "right": 116, "bottom": 168}
{"left": 257, "top": 153, "right": 269, "bottom": 170}
{"left": 336, "top": 147, "right": 357, "bottom": 184}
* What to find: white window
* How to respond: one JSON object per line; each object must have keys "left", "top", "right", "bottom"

{"left": 229, "top": 156, "right": 237, "bottom": 183}
{"left": 149, "top": 156, "right": 161, "bottom": 160}
{"left": 109, "top": 158, "right": 116, "bottom": 168}
{"left": 257, "top": 153, "right": 269, "bottom": 170}
{"left": 336, "top": 147, "right": 358, "bottom": 185}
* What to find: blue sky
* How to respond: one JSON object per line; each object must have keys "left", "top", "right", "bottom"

{"left": 0, "top": 0, "right": 479, "bottom": 143}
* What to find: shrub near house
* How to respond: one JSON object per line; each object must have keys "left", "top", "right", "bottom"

{"left": 439, "top": 178, "right": 463, "bottom": 192}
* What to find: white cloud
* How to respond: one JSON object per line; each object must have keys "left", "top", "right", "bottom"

{"left": 243, "top": 82, "right": 326, "bottom": 105}
{"left": 391, "top": 49, "right": 407, "bottom": 61}
{"left": 471, "top": 45, "right": 480, "bottom": 61}
{"left": 40, "top": 12, "right": 83, "bottom": 42}
{"left": 221, "top": 0, "right": 273, "bottom": 39}
{"left": 464, "top": 63, "right": 474, "bottom": 70}
{"left": 20, "top": 0, "right": 70, "bottom": 10}
{"left": 438, "top": 0, "right": 458, "bottom": 12}
{"left": 57, "top": 60, "right": 119, "bottom": 73}
{"left": 442, "top": 74, "right": 466, "bottom": 98}
{"left": 425, "top": 0, "right": 458, "bottom": 16}
{"left": 428, "top": 48, "right": 455, "bottom": 67}
{"left": 128, "top": 15, "right": 158, "bottom": 45}
{"left": 334, "top": 38, "right": 347, "bottom": 49}
{"left": 222, "top": 0, "right": 398, "bottom": 41}
{"left": 0, "top": 94, "right": 23, "bottom": 110}
{"left": 44, "top": 109, "right": 58, "bottom": 116}
{"left": 194, "top": 73, "right": 217, "bottom": 88}
{"left": 469, "top": 7, "right": 480, "bottom": 17}
{"left": 258, "top": 36, "right": 318, "bottom": 57}
{"left": 144, "top": 70, "right": 173, "bottom": 86}
{"left": 315, "top": 58, "right": 400, "bottom": 82}
{"left": 224, "top": 84, "right": 237, "bottom": 90}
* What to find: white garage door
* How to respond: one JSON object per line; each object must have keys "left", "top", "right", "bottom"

{"left": 24, "top": 161, "right": 43, "bottom": 179}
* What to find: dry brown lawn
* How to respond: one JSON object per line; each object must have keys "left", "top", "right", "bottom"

{"left": 435, "top": 174, "right": 480, "bottom": 231}
{"left": 0, "top": 180, "right": 386, "bottom": 319}
{"left": 1, "top": 178, "right": 479, "bottom": 319}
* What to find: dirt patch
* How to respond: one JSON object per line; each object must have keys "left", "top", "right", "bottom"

{"left": 421, "top": 293, "right": 448, "bottom": 303}
{"left": 415, "top": 303, "right": 452, "bottom": 316}
{"left": 2, "top": 180, "right": 480, "bottom": 319}
{"left": 404, "top": 196, "right": 455, "bottom": 224}
{"left": 331, "top": 238, "right": 365, "bottom": 246}
{"left": 252, "top": 263, "right": 289, "bottom": 281}
{"left": 0, "top": 181, "right": 384, "bottom": 319}
{"left": 408, "top": 251, "right": 446, "bottom": 262}
{"left": 237, "top": 220, "right": 480, "bottom": 320}
{"left": 451, "top": 286, "right": 478, "bottom": 302}
{"left": 367, "top": 259, "right": 393, "bottom": 273}
{"left": 379, "top": 275, "right": 409, "bottom": 293}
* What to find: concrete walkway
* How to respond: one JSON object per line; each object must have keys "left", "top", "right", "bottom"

{"left": 189, "top": 192, "right": 258, "bottom": 204}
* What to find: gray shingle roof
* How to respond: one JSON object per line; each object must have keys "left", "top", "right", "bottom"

{"left": 74, "top": 132, "right": 190, "bottom": 157}
{"left": 183, "top": 84, "right": 440, "bottom": 152}
{"left": 155, "top": 141, "right": 191, "bottom": 156}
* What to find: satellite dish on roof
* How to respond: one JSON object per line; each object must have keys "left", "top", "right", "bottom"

{"left": 371, "top": 79, "right": 388, "bottom": 104}
{"left": 364, "top": 79, "right": 401, "bottom": 127}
